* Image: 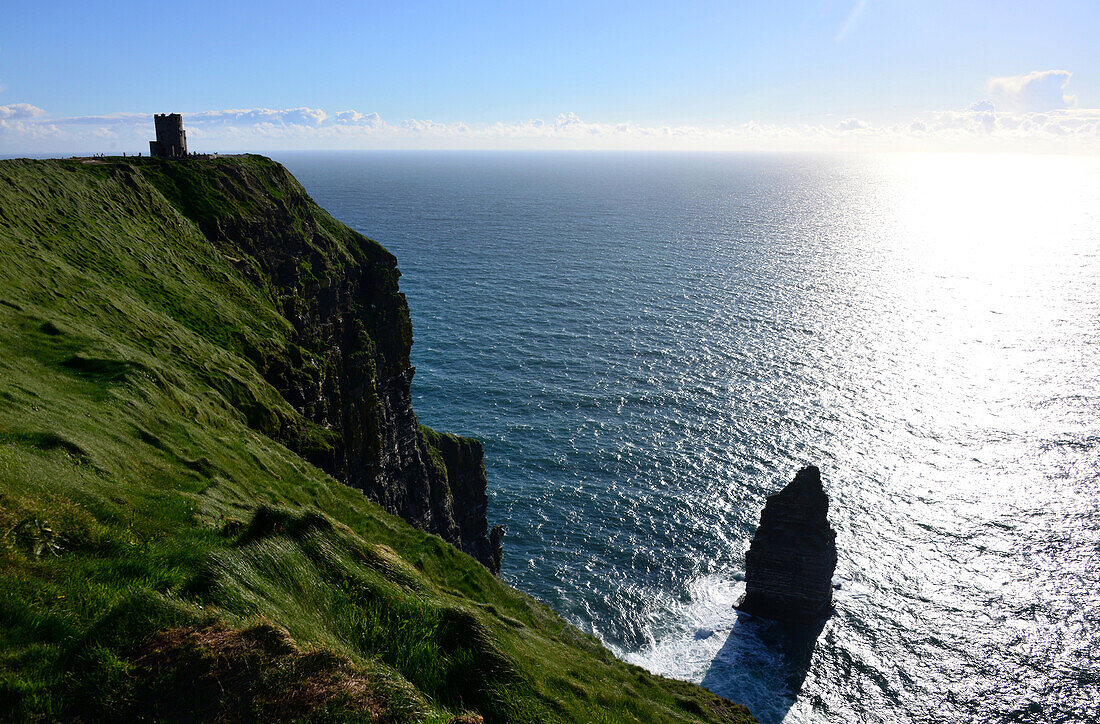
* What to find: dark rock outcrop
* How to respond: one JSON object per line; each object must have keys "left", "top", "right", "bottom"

{"left": 139, "top": 158, "right": 500, "bottom": 572}
{"left": 420, "top": 427, "right": 501, "bottom": 574}
{"left": 737, "top": 465, "right": 836, "bottom": 624}
{"left": 489, "top": 525, "right": 505, "bottom": 576}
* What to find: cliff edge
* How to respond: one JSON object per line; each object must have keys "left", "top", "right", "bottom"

{"left": 132, "top": 156, "right": 499, "bottom": 572}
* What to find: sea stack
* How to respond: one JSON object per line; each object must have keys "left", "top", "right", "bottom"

{"left": 737, "top": 465, "right": 837, "bottom": 624}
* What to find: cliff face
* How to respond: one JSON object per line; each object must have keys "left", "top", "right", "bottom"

{"left": 737, "top": 466, "right": 837, "bottom": 624}
{"left": 137, "top": 157, "right": 499, "bottom": 572}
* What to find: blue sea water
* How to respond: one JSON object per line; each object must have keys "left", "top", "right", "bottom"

{"left": 277, "top": 151, "right": 1100, "bottom": 724}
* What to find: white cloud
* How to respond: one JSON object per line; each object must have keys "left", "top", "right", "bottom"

{"left": 0, "top": 103, "right": 46, "bottom": 120}
{"left": 331, "top": 110, "right": 382, "bottom": 126}
{"left": 192, "top": 107, "right": 330, "bottom": 126}
{"left": 966, "top": 100, "right": 995, "bottom": 113}
{"left": 3, "top": 94, "right": 1100, "bottom": 154}
{"left": 836, "top": 118, "right": 869, "bottom": 131}
{"left": 987, "top": 70, "right": 1077, "bottom": 113}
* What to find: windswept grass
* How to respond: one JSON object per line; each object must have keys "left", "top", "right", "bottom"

{"left": 0, "top": 157, "right": 755, "bottom": 723}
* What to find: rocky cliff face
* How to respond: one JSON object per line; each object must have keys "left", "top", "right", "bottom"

{"left": 140, "top": 157, "right": 500, "bottom": 573}
{"left": 737, "top": 466, "right": 836, "bottom": 624}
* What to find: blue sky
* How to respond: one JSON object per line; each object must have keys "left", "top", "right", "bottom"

{"left": 2, "top": 1, "right": 1099, "bottom": 151}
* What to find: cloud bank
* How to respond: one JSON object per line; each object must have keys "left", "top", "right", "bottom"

{"left": 1, "top": 72, "right": 1097, "bottom": 154}
{"left": 987, "top": 70, "right": 1077, "bottom": 113}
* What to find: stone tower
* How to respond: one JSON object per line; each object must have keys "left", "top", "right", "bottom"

{"left": 149, "top": 113, "right": 188, "bottom": 158}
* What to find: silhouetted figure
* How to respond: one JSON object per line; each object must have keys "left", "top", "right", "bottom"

{"left": 490, "top": 525, "right": 505, "bottom": 575}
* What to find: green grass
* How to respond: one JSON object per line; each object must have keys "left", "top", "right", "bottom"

{"left": 0, "top": 156, "right": 755, "bottom": 723}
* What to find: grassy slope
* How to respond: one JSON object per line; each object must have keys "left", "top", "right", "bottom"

{"left": 0, "top": 157, "right": 754, "bottom": 723}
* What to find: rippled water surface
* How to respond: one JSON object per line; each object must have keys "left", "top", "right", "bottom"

{"left": 278, "top": 151, "right": 1100, "bottom": 723}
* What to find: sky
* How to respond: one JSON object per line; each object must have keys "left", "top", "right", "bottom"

{"left": 2, "top": 0, "right": 1099, "bottom": 153}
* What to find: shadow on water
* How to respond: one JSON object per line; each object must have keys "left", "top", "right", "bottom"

{"left": 701, "top": 612, "right": 826, "bottom": 724}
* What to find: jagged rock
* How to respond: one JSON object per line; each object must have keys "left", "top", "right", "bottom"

{"left": 420, "top": 428, "right": 502, "bottom": 575}
{"left": 737, "top": 465, "right": 836, "bottom": 624}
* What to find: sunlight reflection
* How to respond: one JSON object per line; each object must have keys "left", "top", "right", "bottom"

{"left": 886, "top": 152, "right": 1098, "bottom": 270}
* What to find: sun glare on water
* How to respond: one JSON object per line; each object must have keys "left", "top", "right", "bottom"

{"left": 839, "top": 153, "right": 1100, "bottom": 460}
{"left": 615, "top": 151, "right": 1100, "bottom": 722}
{"left": 888, "top": 152, "right": 1098, "bottom": 263}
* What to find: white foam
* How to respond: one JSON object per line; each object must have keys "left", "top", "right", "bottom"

{"left": 622, "top": 574, "right": 744, "bottom": 682}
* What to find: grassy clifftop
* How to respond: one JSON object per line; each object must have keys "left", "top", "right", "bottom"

{"left": 0, "top": 155, "right": 754, "bottom": 723}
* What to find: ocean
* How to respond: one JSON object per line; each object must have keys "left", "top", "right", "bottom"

{"left": 276, "top": 151, "right": 1100, "bottom": 723}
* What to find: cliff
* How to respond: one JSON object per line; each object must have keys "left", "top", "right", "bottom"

{"left": 737, "top": 466, "right": 837, "bottom": 624}
{"left": 0, "top": 156, "right": 752, "bottom": 723}
{"left": 129, "top": 156, "right": 498, "bottom": 571}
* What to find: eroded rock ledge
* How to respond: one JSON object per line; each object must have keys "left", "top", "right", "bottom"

{"left": 737, "top": 465, "right": 837, "bottom": 624}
